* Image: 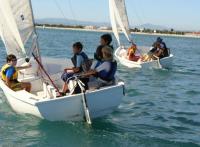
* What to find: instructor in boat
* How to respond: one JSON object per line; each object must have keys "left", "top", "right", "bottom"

{"left": 83, "top": 45, "right": 117, "bottom": 89}
{"left": 1, "top": 54, "right": 31, "bottom": 92}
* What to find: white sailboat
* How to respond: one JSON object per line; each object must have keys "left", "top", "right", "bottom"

{"left": 0, "top": 0, "right": 125, "bottom": 123}
{"left": 109, "top": 0, "right": 173, "bottom": 69}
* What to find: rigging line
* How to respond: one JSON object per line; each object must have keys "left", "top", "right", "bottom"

{"left": 67, "top": 0, "right": 78, "bottom": 26}
{"left": 54, "top": 0, "right": 69, "bottom": 22}
{"left": 131, "top": 0, "right": 144, "bottom": 26}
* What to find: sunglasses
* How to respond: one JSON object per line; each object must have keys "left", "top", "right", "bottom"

{"left": 12, "top": 59, "right": 17, "bottom": 62}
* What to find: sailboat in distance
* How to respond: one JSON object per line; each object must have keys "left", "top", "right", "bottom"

{"left": 0, "top": 0, "right": 125, "bottom": 123}
{"left": 109, "top": 0, "right": 173, "bottom": 69}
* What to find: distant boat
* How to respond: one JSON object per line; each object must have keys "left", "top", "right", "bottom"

{"left": 109, "top": 0, "right": 173, "bottom": 69}
{"left": 0, "top": 0, "right": 124, "bottom": 123}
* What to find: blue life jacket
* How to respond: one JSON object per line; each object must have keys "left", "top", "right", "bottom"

{"left": 71, "top": 52, "right": 88, "bottom": 71}
{"left": 96, "top": 60, "right": 117, "bottom": 82}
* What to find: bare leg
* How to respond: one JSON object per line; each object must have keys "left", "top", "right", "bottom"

{"left": 62, "top": 83, "right": 69, "bottom": 93}
{"left": 21, "top": 82, "right": 31, "bottom": 92}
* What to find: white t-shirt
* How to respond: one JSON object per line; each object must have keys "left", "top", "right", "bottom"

{"left": 95, "top": 61, "right": 111, "bottom": 72}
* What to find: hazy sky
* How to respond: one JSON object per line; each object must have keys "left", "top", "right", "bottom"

{"left": 32, "top": 0, "right": 200, "bottom": 31}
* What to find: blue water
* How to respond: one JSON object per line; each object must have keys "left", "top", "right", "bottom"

{"left": 0, "top": 28, "right": 200, "bottom": 147}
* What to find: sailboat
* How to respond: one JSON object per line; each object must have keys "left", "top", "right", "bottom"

{"left": 0, "top": 0, "right": 125, "bottom": 123}
{"left": 109, "top": 0, "right": 173, "bottom": 69}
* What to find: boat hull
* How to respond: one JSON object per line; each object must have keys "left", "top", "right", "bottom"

{"left": 115, "top": 46, "right": 173, "bottom": 69}
{"left": 0, "top": 78, "right": 124, "bottom": 122}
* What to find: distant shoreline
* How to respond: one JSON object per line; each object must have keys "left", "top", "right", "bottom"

{"left": 36, "top": 26, "right": 200, "bottom": 39}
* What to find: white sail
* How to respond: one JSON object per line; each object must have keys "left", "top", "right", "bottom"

{"left": 0, "top": 0, "right": 35, "bottom": 58}
{"left": 109, "top": 0, "right": 131, "bottom": 45}
{"left": 109, "top": 0, "right": 120, "bottom": 45}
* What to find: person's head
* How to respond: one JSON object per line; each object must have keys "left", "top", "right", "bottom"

{"left": 129, "top": 44, "right": 137, "bottom": 54}
{"left": 101, "top": 46, "right": 113, "bottom": 61}
{"left": 6, "top": 54, "right": 17, "bottom": 66}
{"left": 156, "top": 37, "right": 163, "bottom": 43}
{"left": 72, "top": 42, "right": 83, "bottom": 54}
{"left": 100, "top": 34, "right": 112, "bottom": 45}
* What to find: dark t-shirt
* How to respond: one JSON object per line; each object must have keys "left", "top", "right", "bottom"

{"left": 94, "top": 45, "right": 113, "bottom": 61}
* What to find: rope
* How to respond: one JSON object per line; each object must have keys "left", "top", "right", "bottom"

{"left": 32, "top": 53, "right": 62, "bottom": 96}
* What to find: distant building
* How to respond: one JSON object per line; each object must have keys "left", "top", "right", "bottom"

{"left": 139, "top": 28, "right": 144, "bottom": 32}
{"left": 185, "top": 32, "right": 200, "bottom": 36}
{"left": 84, "top": 25, "right": 97, "bottom": 30}
{"left": 98, "top": 26, "right": 110, "bottom": 30}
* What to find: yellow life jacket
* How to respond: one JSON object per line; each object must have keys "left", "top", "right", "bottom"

{"left": 1, "top": 64, "right": 18, "bottom": 81}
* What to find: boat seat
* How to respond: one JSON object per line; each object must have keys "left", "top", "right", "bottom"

{"left": 15, "top": 90, "right": 40, "bottom": 103}
{"left": 18, "top": 75, "right": 39, "bottom": 82}
{"left": 42, "top": 82, "right": 58, "bottom": 98}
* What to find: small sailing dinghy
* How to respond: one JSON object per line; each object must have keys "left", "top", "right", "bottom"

{"left": 0, "top": 0, "right": 124, "bottom": 123}
{"left": 109, "top": 0, "right": 173, "bottom": 69}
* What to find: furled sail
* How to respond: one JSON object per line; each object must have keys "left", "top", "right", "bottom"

{"left": 109, "top": 0, "right": 132, "bottom": 45}
{"left": 0, "top": 0, "right": 35, "bottom": 58}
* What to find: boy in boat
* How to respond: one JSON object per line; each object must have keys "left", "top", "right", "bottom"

{"left": 154, "top": 37, "right": 169, "bottom": 58}
{"left": 127, "top": 43, "right": 140, "bottom": 61}
{"left": 61, "top": 42, "right": 89, "bottom": 93}
{"left": 91, "top": 33, "right": 113, "bottom": 69}
{"left": 139, "top": 42, "right": 160, "bottom": 62}
{"left": 94, "top": 33, "right": 113, "bottom": 61}
{"left": 83, "top": 46, "right": 117, "bottom": 89}
{"left": 1, "top": 54, "right": 31, "bottom": 92}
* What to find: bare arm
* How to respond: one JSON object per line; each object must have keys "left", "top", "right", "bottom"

{"left": 5, "top": 77, "right": 12, "bottom": 88}
{"left": 64, "top": 67, "right": 80, "bottom": 73}
{"left": 81, "top": 70, "right": 97, "bottom": 77}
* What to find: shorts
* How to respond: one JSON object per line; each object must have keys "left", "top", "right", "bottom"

{"left": 61, "top": 72, "right": 74, "bottom": 82}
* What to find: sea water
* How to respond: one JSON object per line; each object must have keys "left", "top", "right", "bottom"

{"left": 0, "top": 28, "right": 200, "bottom": 147}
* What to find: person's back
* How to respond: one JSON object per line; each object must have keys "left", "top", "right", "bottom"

{"left": 71, "top": 51, "right": 89, "bottom": 72}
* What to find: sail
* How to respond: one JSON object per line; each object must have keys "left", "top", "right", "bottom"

{"left": 0, "top": 0, "right": 35, "bottom": 58}
{"left": 109, "top": 0, "right": 120, "bottom": 45}
{"left": 109, "top": 0, "right": 131, "bottom": 45}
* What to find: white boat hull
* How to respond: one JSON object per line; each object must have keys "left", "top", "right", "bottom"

{"left": 115, "top": 46, "right": 174, "bottom": 69}
{"left": 0, "top": 57, "right": 125, "bottom": 122}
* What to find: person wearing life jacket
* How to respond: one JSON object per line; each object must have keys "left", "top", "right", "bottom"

{"left": 149, "top": 37, "right": 169, "bottom": 59}
{"left": 83, "top": 46, "right": 117, "bottom": 89}
{"left": 61, "top": 42, "right": 89, "bottom": 93}
{"left": 91, "top": 34, "right": 114, "bottom": 72}
{"left": 1, "top": 54, "right": 31, "bottom": 92}
{"left": 127, "top": 44, "right": 140, "bottom": 61}
{"left": 155, "top": 37, "right": 170, "bottom": 58}
{"left": 94, "top": 33, "right": 113, "bottom": 62}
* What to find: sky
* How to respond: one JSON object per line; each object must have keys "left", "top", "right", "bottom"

{"left": 32, "top": 0, "right": 200, "bottom": 31}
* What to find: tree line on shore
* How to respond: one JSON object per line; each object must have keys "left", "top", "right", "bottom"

{"left": 36, "top": 23, "right": 185, "bottom": 35}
